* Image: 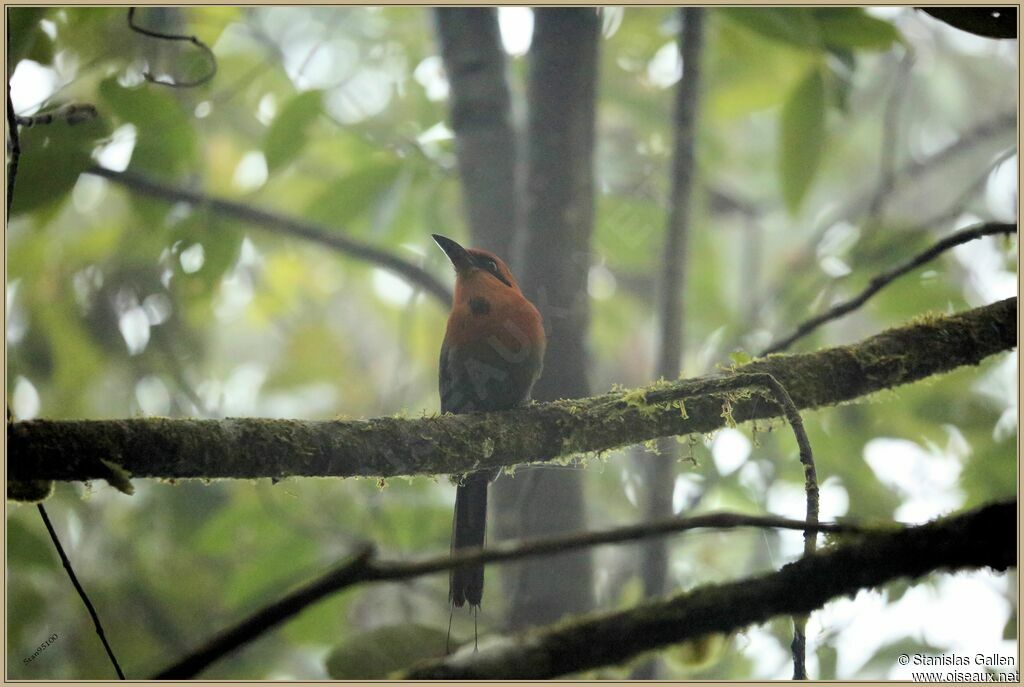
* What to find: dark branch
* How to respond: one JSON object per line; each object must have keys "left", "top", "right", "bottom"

{"left": 919, "top": 7, "right": 1017, "bottom": 39}
{"left": 37, "top": 505, "right": 126, "bottom": 679}
{"left": 127, "top": 7, "right": 217, "bottom": 88}
{"left": 14, "top": 103, "right": 98, "bottom": 128}
{"left": 155, "top": 511, "right": 876, "bottom": 679}
{"left": 8, "top": 298, "right": 1016, "bottom": 484}
{"left": 7, "top": 83, "right": 21, "bottom": 221}
{"left": 402, "top": 499, "right": 1016, "bottom": 679}
{"left": 761, "top": 222, "right": 1017, "bottom": 355}
{"left": 85, "top": 165, "right": 452, "bottom": 304}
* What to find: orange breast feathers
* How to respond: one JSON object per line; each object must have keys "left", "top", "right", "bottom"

{"left": 445, "top": 250, "right": 545, "bottom": 363}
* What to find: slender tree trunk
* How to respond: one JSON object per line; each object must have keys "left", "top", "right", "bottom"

{"left": 434, "top": 8, "right": 520, "bottom": 258}
{"left": 492, "top": 7, "right": 601, "bottom": 630}
{"left": 634, "top": 9, "right": 705, "bottom": 677}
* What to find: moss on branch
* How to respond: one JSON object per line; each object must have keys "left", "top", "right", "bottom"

{"left": 7, "top": 298, "right": 1016, "bottom": 484}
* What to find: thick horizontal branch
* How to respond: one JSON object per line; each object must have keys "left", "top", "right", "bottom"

{"left": 8, "top": 298, "right": 1016, "bottom": 483}
{"left": 85, "top": 165, "right": 452, "bottom": 304}
{"left": 155, "top": 511, "right": 862, "bottom": 679}
{"left": 402, "top": 499, "right": 1016, "bottom": 679}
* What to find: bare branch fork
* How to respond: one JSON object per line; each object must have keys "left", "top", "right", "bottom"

{"left": 153, "top": 510, "right": 916, "bottom": 679}
{"left": 8, "top": 297, "right": 1016, "bottom": 485}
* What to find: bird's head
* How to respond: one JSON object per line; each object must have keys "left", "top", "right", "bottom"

{"left": 432, "top": 234, "right": 522, "bottom": 296}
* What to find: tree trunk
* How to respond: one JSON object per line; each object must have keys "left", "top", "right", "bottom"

{"left": 434, "top": 8, "right": 520, "bottom": 258}
{"left": 635, "top": 13, "right": 706, "bottom": 678}
{"left": 493, "top": 7, "right": 600, "bottom": 630}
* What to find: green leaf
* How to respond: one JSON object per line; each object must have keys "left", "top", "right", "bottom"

{"left": 98, "top": 78, "right": 196, "bottom": 177}
{"left": 264, "top": 90, "right": 323, "bottom": 174}
{"left": 10, "top": 115, "right": 109, "bottom": 216}
{"left": 325, "top": 625, "right": 450, "bottom": 679}
{"left": 718, "top": 8, "right": 821, "bottom": 50}
{"left": 778, "top": 66, "right": 826, "bottom": 214}
{"left": 816, "top": 9, "right": 902, "bottom": 51}
{"left": 304, "top": 161, "right": 402, "bottom": 228}
{"left": 707, "top": 14, "right": 819, "bottom": 119}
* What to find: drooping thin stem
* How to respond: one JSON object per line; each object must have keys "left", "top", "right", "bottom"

{"left": 127, "top": 7, "right": 217, "bottom": 88}
{"left": 37, "top": 505, "right": 126, "bottom": 679}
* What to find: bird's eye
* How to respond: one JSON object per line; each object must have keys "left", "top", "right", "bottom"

{"left": 486, "top": 259, "right": 498, "bottom": 273}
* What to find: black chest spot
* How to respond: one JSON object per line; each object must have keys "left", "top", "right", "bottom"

{"left": 469, "top": 296, "right": 491, "bottom": 315}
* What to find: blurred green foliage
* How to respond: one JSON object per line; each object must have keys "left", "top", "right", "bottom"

{"left": 6, "top": 6, "right": 1017, "bottom": 680}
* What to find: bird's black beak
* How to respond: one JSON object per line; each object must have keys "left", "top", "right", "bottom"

{"left": 432, "top": 234, "right": 473, "bottom": 272}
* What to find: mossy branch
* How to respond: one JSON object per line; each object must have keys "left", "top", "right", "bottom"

{"left": 8, "top": 298, "right": 1016, "bottom": 484}
{"left": 402, "top": 499, "right": 1016, "bottom": 679}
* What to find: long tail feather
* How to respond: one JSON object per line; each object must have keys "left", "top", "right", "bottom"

{"left": 450, "top": 474, "right": 488, "bottom": 607}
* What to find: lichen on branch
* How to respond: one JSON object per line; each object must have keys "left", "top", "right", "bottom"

{"left": 7, "top": 298, "right": 1017, "bottom": 486}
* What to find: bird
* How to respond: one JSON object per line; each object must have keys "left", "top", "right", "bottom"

{"left": 432, "top": 233, "right": 545, "bottom": 611}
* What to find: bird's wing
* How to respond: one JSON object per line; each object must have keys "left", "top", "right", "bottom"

{"left": 439, "top": 331, "right": 460, "bottom": 414}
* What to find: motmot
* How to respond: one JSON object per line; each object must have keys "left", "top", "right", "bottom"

{"left": 432, "top": 234, "right": 545, "bottom": 609}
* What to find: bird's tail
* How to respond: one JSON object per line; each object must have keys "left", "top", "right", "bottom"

{"left": 450, "top": 473, "right": 488, "bottom": 607}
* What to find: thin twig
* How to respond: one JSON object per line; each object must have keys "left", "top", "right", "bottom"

{"left": 85, "top": 165, "right": 452, "bottom": 303}
{"left": 647, "top": 371, "right": 819, "bottom": 676}
{"left": 758, "top": 375, "right": 818, "bottom": 680}
{"left": 127, "top": 7, "right": 217, "bottom": 88}
{"left": 37, "top": 505, "right": 126, "bottom": 679}
{"left": 154, "top": 510, "right": 865, "bottom": 679}
{"left": 7, "top": 83, "right": 21, "bottom": 220}
{"left": 761, "top": 222, "right": 1018, "bottom": 355}
{"left": 15, "top": 103, "right": 98, "bottom": 128}
{"left": 925, "top": 147, "right": 1016, "bottom": 229}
